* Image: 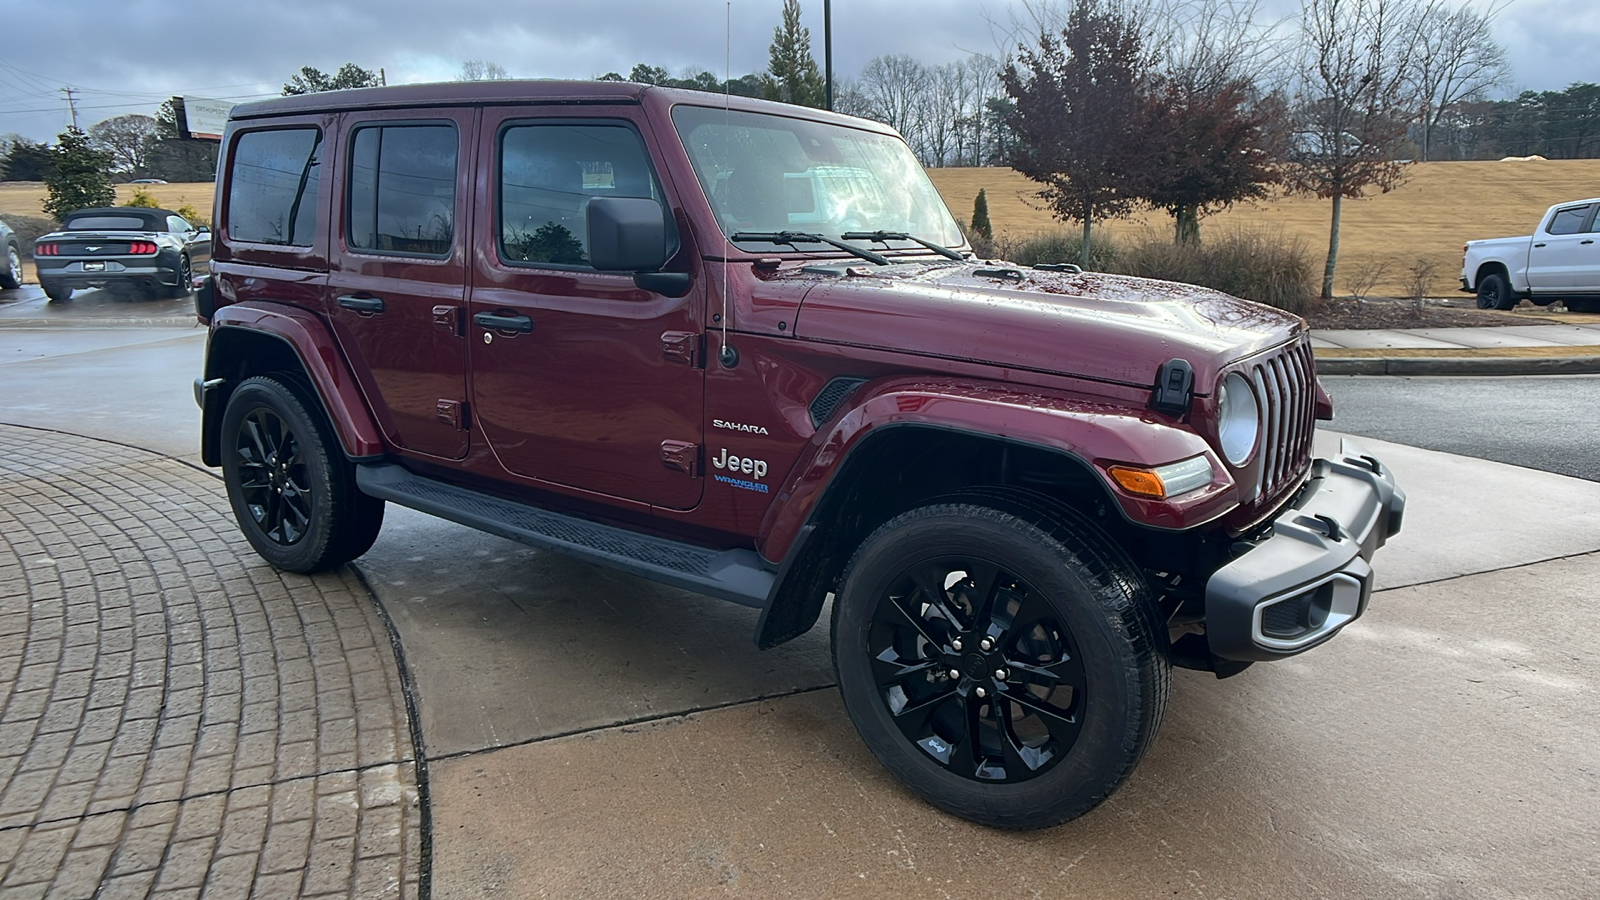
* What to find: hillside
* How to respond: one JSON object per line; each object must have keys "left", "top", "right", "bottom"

{"left": 5, "top": 160, "right": 1599, "bottom": 297}
{"left": 928, "top": 161, "right": 1600, "bottom": 297}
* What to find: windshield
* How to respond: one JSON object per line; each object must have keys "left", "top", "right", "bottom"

{"left": 671, "top": 105, "right": 963, "bottom": 250}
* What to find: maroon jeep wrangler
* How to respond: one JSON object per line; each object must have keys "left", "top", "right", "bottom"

{"left": 194, "top": 81, "right": 1403, "bottom": 829}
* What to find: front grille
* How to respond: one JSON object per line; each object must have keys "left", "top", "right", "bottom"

{"left": 1251, "top": 339, "right": 1316, "bottom": 499}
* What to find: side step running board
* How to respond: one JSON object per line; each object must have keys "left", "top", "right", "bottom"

{"left": 356, "top": 463, "right": 774, "bottom": 608}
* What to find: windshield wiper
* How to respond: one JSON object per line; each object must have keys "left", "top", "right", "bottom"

{"left": 729, "top": 231, "right": 890, "bottom": 266}
{"left": 842, "top": 230, "right": 965, "bottom": 261}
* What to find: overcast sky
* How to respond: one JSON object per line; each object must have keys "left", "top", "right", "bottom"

{"left": 0, "top": 0, "right": 1592, "bottom": 144}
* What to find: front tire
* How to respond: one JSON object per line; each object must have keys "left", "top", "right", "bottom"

{"left": 168, "top": 254, "right": 192, "bottom": 298}
{"left": 1476, "top": 272, "right": 1516, "bottom": 310}
{"left": 0, "top": 242, "right": 21, "bottom": 289}
{"left": 220, "top": 376, "right": 385, "bottom": 573}
{"left": 831, "top": 494, "right": 1168, "bottom": 829}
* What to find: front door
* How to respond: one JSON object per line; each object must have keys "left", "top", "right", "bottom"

{"left": 327, "top": 109, "right": 473, "bottom": 460}
{"left": 468, "top": 109, "right": 704, "bottom": 510}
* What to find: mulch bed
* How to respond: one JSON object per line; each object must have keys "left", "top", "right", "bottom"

{"left": 1304, "top": 297, "right": 1567, "bottom": 330}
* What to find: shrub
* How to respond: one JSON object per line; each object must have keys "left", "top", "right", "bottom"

{"left": 126, "top": 187, "right": 159, "bottom": 208}
{"left": 6, "top": 215, "right": 59, "bottom": 258}
{"left": 970, "top": 189, "right": 992, "bottom": 241}
{"left": 987, "top": 226, "right": 1315, "bottom": 314}
{"left": 173, "top": 200, "right": 207, "bottom": 226}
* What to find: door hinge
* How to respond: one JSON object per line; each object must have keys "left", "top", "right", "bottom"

{"left": 437, "top": 399, "right": 468, "bottom": 431}
{"left": 433, "top": 305, "right": 463, "bottom": 337}
{"left": 659, "top": 440, "right": 700, "bottom": 476}
{"left": 660, "top": 331, "right": 703, "bottom": 368}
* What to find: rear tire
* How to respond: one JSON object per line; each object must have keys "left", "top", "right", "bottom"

{"left": 831, "top": 492, "right": 1168, "bottom": 829}
{"left": 42, "top": 280, "right": 71, "bottom": 302}
{"left": 1564, "top": 298, "right": 1600, "bottom": 313}
{"left": 220, "top": 376, "right": 385, "bottom": 573}
{"left": 1475, "top": 272, "right": 1516, "bottom": 310}
{"left": 0, "top": 242, "right": 21, "bottom": 289}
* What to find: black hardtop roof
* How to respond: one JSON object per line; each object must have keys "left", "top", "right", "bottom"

{"left": 228, "top": 80, "right": 895, "bottom": 133}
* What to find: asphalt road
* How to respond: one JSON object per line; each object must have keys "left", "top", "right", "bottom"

{"left": 1323, "top": 374, "right": 1600, "bottom": 482}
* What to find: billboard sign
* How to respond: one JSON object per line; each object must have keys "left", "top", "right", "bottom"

{"left": 183, "top": 97, "right": 235, "bottom": 140}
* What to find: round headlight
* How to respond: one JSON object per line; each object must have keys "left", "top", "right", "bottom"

{"left": 1217, "top": 372, "right": 1260, "bottom": 466}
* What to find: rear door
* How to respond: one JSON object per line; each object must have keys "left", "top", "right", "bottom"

{"left": 327, "top": 109, "right": 474, "bottom": 460}
{"left": 467, "top": 108, "right": 705, "bottom": 510}
{"left": 1527, "top": 203, "right": 1595, "bottom": 290}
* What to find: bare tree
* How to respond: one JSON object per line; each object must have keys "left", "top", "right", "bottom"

{"left": 458, "top": 60, "right": 511, "bottom": 81}
{"left": 856, "top": 55, "right": 931, "bottom": 154}
{"left": 88, "top": 114, "right": 158, "bottom": 175}
{"left": 1282, "top": 0, "right": 1423, "bottom": 300}
{"left": 1407, "top": 2, "right": 1509, "bottom": 160}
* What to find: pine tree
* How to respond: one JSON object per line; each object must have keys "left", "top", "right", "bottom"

{"left": 43, "top": 129, "right": 115, "bottom": 222}
{"left": 970, "top": 189, "right": 992, "bottom": 240}
{"left": 762, "top": 0, "right": 826, "bottom": 108}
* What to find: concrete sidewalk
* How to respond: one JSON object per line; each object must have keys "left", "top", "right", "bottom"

{"left": 1313, "top": 319, "right": 1600, "bottom": 375}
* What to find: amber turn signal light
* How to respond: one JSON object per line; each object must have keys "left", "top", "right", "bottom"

{"left": 1108, "top": 466, "right": 1166, "bottom": 499}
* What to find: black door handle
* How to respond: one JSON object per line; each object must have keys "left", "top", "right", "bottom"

{"left": 1533, "top": 243, "right": 1547, "bottom": 248}
{"left": 473, "top": 311, "right": 533, "bottom": 333}
{"left": 337, "top": 295, "right": 385, "bottom": 313}
{"left": 1582, "top": 239, "right": 1595, "bottom": 245}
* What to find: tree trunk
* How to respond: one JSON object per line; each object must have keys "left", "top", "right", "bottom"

{"left": 1322, "top": 193, "right": 1342, "bottom": 301}
{"left": 1080, "top": 216, "right": 1093, "bottom": 268}
{"left": 1175, "top": 205, "right": 1200, "bottom": 245}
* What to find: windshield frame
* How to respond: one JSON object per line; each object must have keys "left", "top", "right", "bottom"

{"left": 669, "top": 103, "right": 965, "bottom": 258}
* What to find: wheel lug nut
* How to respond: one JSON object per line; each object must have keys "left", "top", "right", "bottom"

{"left": 979, "top": 637, "right": 994, "bottom": 651}
{"left": 995, "top": 668, "right": 1008, "bottom": 681}
{"left": 975, "top": 687, "right": 987, "bottom": 698}
{"left": 948, "top": 669, "right": 961, "bottom": 681}
{"left": 951, "top": 638, "right": 963, "bottom": 651}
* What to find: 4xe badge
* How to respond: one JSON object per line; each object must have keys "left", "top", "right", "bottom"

{"left": 711, "top": 448, "right": 769, "bottom": 493}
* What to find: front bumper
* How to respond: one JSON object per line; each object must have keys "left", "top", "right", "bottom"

{"left": 1205, "top": 439, "right": 1405, "bottom": 661}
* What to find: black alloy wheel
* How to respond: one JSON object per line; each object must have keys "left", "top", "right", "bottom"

{"left": 1476, "top": 272, "right": 1515, "bottom": 310}
{"left": 0, "top": 242, "right": 21, "bottom": 289}
{"left": 220, "top": 376, "right": 384, "bottom": 573}
{"left": 860, "top": 557, "right": 1087, "bottom": 784}
{"left": 832, "top": 493, "right": 1168, "bottom": 830}
{"left": 169, "top": 255, "right": 192, "bottom": 298}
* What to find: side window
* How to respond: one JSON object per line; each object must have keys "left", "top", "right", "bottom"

{"left": 498, "top": 122, "right": 659, "bottom": 267}
{"left": 167, "top": 216, "right": 191, "bottom": 234}
{"left": 228, "top": 128, "right": 322, "bottom": 246}
{"left": 347, "top": 124, "right": 457, "bottom": 256}
{"left": 1546, "top": 205, "right": 1591, "bottom": 236}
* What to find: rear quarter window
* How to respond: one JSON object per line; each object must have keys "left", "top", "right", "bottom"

{"left": 228, "top": 128, "right": 323, "bottom": 246}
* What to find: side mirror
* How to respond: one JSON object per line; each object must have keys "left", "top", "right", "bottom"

{"left": 195, "top": 225, "right": 210, "bottom": 236}
{"left": 587, "top": 197, "right": 669, "bottom": 272}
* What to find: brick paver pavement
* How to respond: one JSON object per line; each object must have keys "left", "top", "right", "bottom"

{"left": 0, "top": 424, "right": 423, "bottom": 899}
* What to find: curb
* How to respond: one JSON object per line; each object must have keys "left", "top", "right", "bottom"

{"left": 0, "top": 316, "right": 199, "bottom": 328}
{"left": 1316, "top": 355, "right": 1600, "bottom": 376}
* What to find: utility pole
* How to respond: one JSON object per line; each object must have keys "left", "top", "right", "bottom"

{"left": 823, "top": 0, "right": 833, "bottom": 110}
{"left": 379, "top": 68, "right": 387, "bottom": 86}
{"left": 62, "top": 87, "right": 79, "bottom": 129}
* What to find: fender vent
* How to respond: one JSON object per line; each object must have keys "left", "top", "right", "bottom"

{"left": 809, "top": 377, "right": 868, "bottom": 428}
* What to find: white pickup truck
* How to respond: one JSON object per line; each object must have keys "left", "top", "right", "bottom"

{"left": 1461, "top": 197, "right": 1600, "bottom": 312}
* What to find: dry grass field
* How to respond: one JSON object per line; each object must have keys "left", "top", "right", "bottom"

{"left": 5, "top": 159, "right": 1599, "bottom": 297}
{"left": 929, "top": 160, "right": 1600, "bottom": 297}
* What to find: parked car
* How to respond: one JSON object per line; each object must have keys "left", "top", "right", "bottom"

{"left": 128, "top": 178, "right": 168, "bottom": 184}
{"left": 193, "top": 81, "right": 1404, "bottom": 830}
{"left": 33, "top": 207, "right": 210, "bottom": 302}
{"left": 1461, "top": 197, "right": 1600, "bottom": 311}
{"left": 0, "top": 217, "right": 22, "bottom": 290}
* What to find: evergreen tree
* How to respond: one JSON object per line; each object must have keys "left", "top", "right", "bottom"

{"left": 282, "top": 63, "right": 382, "bottom": 96}
{"left": 43, "top": 129, "right": 115, "bottom": 221}
{"left": 763, "top": 0, "right": 826, "bottom": 108}
{"left": 1, "top": 139, "right": 55, "bottom": 181}
{"left": 970, "top": 189, "right": 993, "bottom": 240}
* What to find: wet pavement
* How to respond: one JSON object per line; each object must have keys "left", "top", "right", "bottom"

{"left": 1, "top": 320, "right": 1597, "bottom": 898}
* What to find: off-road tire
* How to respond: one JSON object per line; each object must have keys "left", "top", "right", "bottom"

{"left": 0, "top": 242, "right": 22, "bottom": 289}
{"left": 831, "top": 490, "right": 1168, "bottom": 829}
{"left": 1476, "top": 271, "right": 1516, "bottom": 310}
{"left": 220, "top": 375, "right": 385, "bottom": 573}
{"left": 42, "top": 280, "right": 71, "bottom": 302}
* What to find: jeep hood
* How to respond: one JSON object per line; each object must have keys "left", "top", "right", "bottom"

{"left": 788, "top": 262, "right": 1306, "bottom": 391}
